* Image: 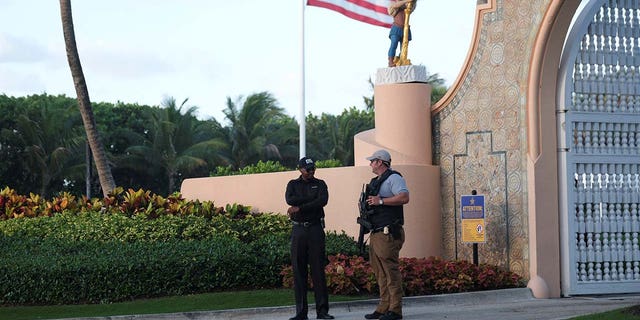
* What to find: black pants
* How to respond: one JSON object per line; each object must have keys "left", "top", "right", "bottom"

{"left": 290, "top": 223, "right": 329, "bottom": 318}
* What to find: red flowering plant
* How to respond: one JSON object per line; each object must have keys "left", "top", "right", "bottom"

{"left": 280, "top": 264, "right": 295, "bottom": 289}
{"left": 282, "top": 255, "right": 525, "bottom": 296}
{"left": 280, "top": 254, "right": 376, "bottom": 295}
{"left": 325, "top": 254, "right": 375, "bottom": 295}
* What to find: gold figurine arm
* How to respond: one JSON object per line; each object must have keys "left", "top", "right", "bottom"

{"left": 387, "top": 0, "right": 413, "bottom": 16}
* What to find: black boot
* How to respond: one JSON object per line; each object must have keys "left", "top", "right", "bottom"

{"left": 380, "top": 311, "right": 402, "bottom": 320}
{"left": 365, "top": 311, "right": 385, "bottom": 319}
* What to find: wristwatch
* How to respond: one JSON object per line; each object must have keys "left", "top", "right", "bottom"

{"left": 379, "top": 198, "right": 384, "bottom": 205}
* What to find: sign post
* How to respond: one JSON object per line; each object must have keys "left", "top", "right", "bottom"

{"left": 461, "top": 190, "right": 485, "bottom": 265}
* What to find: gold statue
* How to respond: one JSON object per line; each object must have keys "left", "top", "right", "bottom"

{"left": 387, "top": 0, "right": 416, "bottom": 67}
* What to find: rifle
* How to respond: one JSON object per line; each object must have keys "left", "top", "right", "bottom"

{"left": 356, "top": 184, "right": 374, "bottom": 256}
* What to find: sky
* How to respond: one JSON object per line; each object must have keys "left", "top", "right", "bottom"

{"left": 0, "top": 1, "right": 477, "bottom": 123}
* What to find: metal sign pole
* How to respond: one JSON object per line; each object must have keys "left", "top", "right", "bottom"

{"left": 471, "top": 189, "right": 479, "bottom": 266}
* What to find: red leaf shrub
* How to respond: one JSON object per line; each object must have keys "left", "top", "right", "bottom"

{"left": 281, "top": 255, "right": 525, "bottom": 296}
{"left": 325, "top": 254, "right": 376, "bottom": 295}
{"left": 280, "top": 264, "right": 295, "bottom": 289}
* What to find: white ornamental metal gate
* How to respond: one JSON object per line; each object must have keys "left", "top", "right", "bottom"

{"left": 558, "top": 0, "right": 640, "bottom": 295}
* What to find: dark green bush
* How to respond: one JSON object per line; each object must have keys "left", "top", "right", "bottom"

{"left": 0, "top": 210, "right": 361, "bottom": 305}
{"left": 248, "top": 233, "right": 291, "bottom": 287}
{"left": 325, "top": 230, "right": 361, "bottom": 257}
{"left": 211, "top": 159, "right": 343, "bottom": 177}
{"left": 0, "top": 211, "right": 290, "bottom": 243}
{"left": 314, "top": 159, "right": 342, "bottom": 168}
{"left": 0, "top": 234, "right": 288, "bottom": 305}
{"left": 212, "top": 160, "right": 289, "bottom": 176}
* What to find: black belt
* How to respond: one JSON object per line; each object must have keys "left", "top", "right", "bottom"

{"left": 291, "top": 220, "right": 321, "bottom": 227}
{"left": 371, "top": 226, "right": 387, "bottom": 234}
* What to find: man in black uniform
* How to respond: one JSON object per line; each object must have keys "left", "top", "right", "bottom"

{"left": 285, "top": 157, "right": 334, "bottom": 320}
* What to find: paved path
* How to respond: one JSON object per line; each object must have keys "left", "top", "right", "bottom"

{"left": 59, "top": 288, "right": 640, "bottom": 320}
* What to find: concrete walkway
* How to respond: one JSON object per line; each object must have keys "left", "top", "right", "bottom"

{"left": 59, "top": 288, "right": 640, "bottom": 320}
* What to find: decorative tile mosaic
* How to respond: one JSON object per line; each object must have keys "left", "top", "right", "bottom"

{"left": 433, "top": 0, "right": 550, "bottom": 279}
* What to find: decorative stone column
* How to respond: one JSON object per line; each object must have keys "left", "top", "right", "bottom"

{"left": 374, "top": 65, "right": 432, "bottom": 165}
{"left": 354, "top": 65, "right": 432, "bottom": 166}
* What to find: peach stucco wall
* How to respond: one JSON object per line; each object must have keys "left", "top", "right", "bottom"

{"left": 180, "top": 164, "right": 441, "bottom": 258}
{"left": 372, "top": 83, "right": 432, "bottom": 165}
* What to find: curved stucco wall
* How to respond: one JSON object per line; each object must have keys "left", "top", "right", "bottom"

{"left": 180, "top": 164, "right": 441, "bottom": 258}
{"left": 373, "top": 83, "right": 432, "bottom": 165}
{"left": 526, "top": 0, "right": 580, "bottom": 298}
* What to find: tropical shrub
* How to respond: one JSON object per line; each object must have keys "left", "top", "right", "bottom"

{"left": 212, "top": 160, "right": 289, "bottom": 176}
{"left": 281, "top": 255, "right": 525, "bottom": 296}
{"left": 0, "top": 188, "right": 362, "bottom": 305}
{"left": 314, "top": 159, "right": 342, "bottom": 168}
{"left": 0, "top": 187, "right": 524, "bottom": 305}
{"left": 211, "top": 159, "right": 343, "bottom": 177}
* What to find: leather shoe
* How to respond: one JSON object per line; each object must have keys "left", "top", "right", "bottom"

{"left": 380, "top": 311, "right": 402, "bottom": 320}
{"left": 316, "top": 314, "right": 335, "bottom": 319}
{"left": 289, "top": 316, "right": 308, "bottom": 320}
{"left": 364, "top": 311, "right": 385, "bottom": 319}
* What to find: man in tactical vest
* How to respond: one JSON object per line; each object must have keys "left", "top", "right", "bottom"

{"left": 362, "top": 149, "right": 410, "bottom": 320}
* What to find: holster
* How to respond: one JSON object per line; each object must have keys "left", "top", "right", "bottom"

{"left": 389, "top": 223, "right": 402, "bottom": 240}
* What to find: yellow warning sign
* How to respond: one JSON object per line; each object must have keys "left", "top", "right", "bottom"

{"left": 461, "top": 195, "right": 486, "bottom": 243}
{"left": 462, "top": 218, "right": 485, "bottom": 243}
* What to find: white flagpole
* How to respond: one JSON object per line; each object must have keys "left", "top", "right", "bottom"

{"left": 299, "top": 0, "right": 306, "bottom": 159}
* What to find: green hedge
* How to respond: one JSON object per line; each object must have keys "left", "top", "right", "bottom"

{"left": 0, "top": 212, "right": 360, "bottom": 305}
{"left": 0, "top": 235, "right": 286, "bottom": 304}
{"left": 0, "top": 211, "right": 291, "bottom": 243}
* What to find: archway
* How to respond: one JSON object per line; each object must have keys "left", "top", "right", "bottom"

{"left": 529, "top": 0, "right": 640, "bottom": 297}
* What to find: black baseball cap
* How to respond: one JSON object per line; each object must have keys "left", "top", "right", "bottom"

{"left": 298, "top": 157, "right": 315, "bottom": 170}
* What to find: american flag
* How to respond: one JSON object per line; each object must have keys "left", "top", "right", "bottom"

{"left": 307, "top": 0, "right": 393, "bottom": 28}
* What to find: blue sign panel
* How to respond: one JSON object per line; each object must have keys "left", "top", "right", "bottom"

{"left": 461, "top": 195, "right": 484, "bottom": 219}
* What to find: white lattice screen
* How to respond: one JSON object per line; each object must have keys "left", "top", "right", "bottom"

{"left": 560, "top": 0, "right": 640, "bottom": 295}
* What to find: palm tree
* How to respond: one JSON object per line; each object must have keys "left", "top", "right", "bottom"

{"left": 425, "top": 71, "right": 448, "bottom": 104}
{"left": 223, "top": 92, "right": 290, "bottom": 168}
{"left": 59, "top": 0, "right": 116, "bottom": 197}
{"left": 264, "top": 115, "right": 300, "bottom": 167}
{"left": 14, "top": 103, "right": 84, "bottom": 196}
{"left": 305, "top": 108, "right": 374, "bottom": 166}
{"left": 122, "top": 97, "right": 227, "bottom": 195}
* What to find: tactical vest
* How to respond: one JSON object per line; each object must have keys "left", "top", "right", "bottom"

{"left": 366, "top": 169, "right": 404, "bottom": 229}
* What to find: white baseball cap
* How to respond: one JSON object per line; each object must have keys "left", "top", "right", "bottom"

{"left": 366, "top": 149, "right": 391, "bottom": 163}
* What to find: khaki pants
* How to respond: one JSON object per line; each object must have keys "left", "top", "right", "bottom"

{"left": 369, "top": 227, "right": 405, "bottom": 315}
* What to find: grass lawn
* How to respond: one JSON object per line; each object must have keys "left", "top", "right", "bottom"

{"left": 569, "top": 305, "right": 640, "bottom": 320}
{"left": 0, "top": 289, "right": 367, "bottom": 320}
{"left": 3, "top": 290, "right": 638, "bottom": 320}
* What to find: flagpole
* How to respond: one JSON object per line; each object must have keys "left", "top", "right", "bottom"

{"left": 299, "top": 0, "right": 306, "bottom": 159}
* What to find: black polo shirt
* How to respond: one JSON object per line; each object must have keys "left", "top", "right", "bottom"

{"left": 285, "top": 176, "right": 328, "bottom": 223}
